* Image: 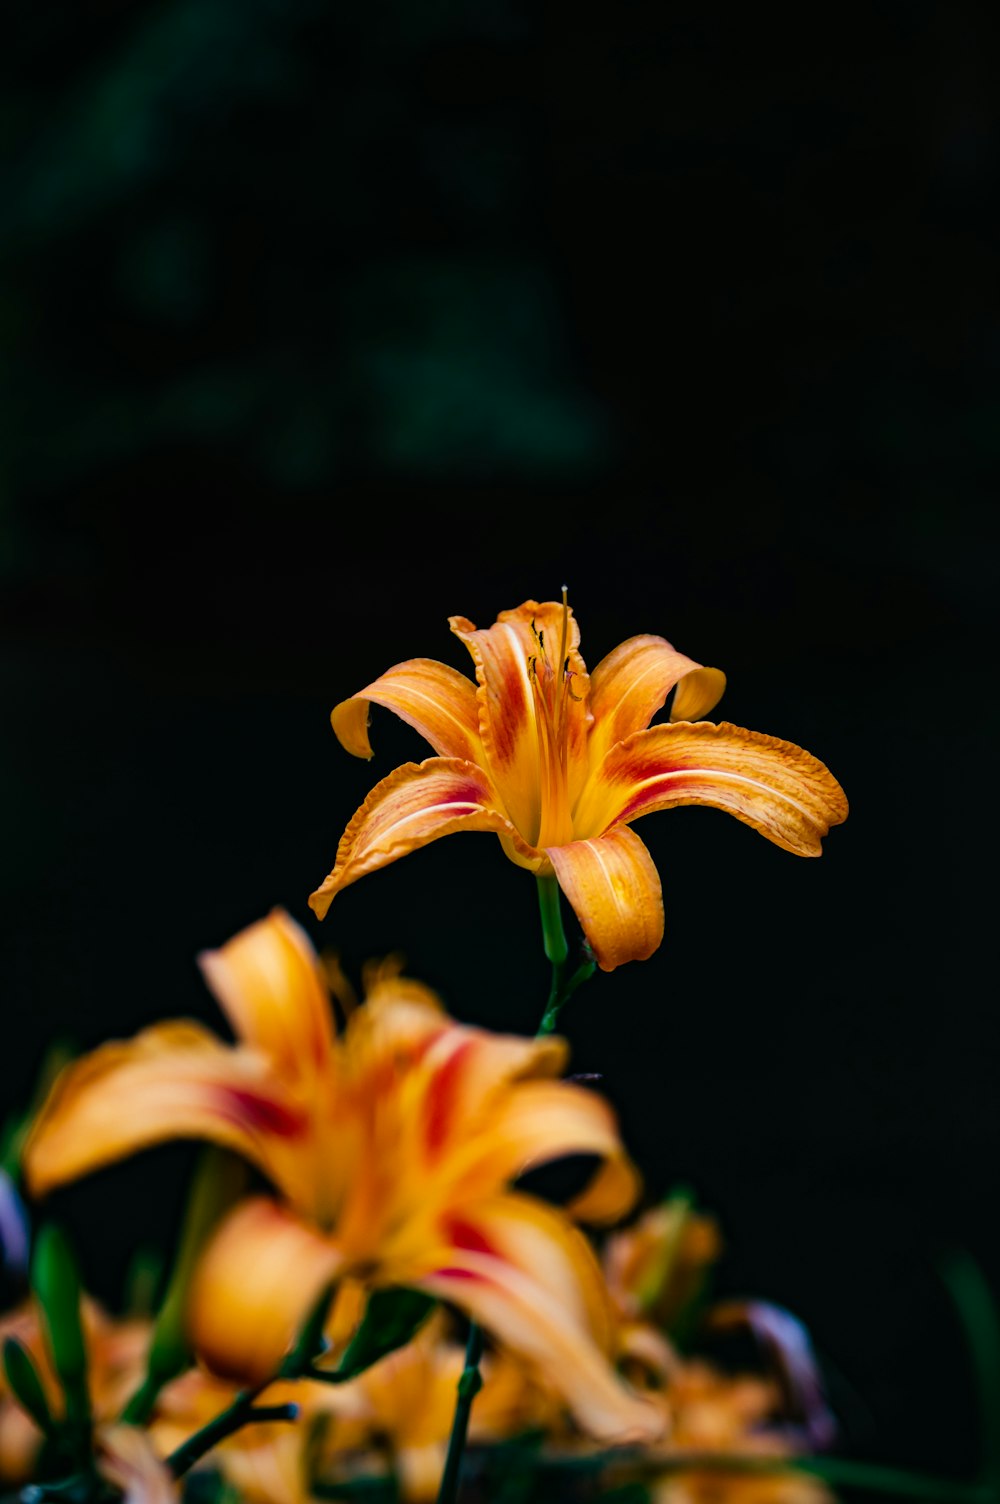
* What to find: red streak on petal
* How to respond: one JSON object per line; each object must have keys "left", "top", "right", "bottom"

{"left": 443, "top": 781, "right": 490, "bottom": 807}
{"left": 432, "top": 1266, "right": 483, "bottom": 1282}
{"left": 618, "top": 770, "right": 696, "bottom": 822}
{"left": 424, "top": 1040, "right": 475, "bottom": 1158}
{"left": 220, "top": 1086, "right": 305, "bottom": 1138}
{"left": 491, "top": 661, "right": 528, "bottom": 765}
{"left": 614, "top": 753, "right": 692, "bottom": 785}
{"left": 444, "top": 1214, "right": 499, "bottom": 1259}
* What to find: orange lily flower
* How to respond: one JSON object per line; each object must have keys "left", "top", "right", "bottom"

{"left": 308, "top": 596, "right": 848, "bottom": 969}
{"left": 23, "top": 910, "right": 661, "bottom": 1446}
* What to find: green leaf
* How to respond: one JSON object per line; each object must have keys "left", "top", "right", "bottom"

{"left": 121, "top": 1148, "right": 248, "bottom": 1424}
{"left": 320, "top": 1287, "right": 436, "bottom": 1383}
{"left": 2, "top": 1336, "right": 56, "bottom": 1439}
{"left": 148, "top": 1149, "right": 246, "bottom": 1382}
{"left": 31, "top": 1223, "right": 91, "bottom": 1451}
{"left": 937, "top": 1248, "right": 1000, "bottom": 1487}
{"left": 32, "top": 1225, "right": 88, "bottom": 1392}
{"left": 122, "top": 1244, "right": 165, "bottom": 1318}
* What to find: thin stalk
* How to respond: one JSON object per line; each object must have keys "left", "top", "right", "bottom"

{"left": 164, "top": 1383, "right": 298, "bottom": 1479}
{"left": 537, "top": 875, "right": 596, "bottom": 1034}
{"left": 433, "top": 1324, "right": 485, "bottom": 1504}
{"left": 165, "top": 1278, "right": 334, "bottom": 1480}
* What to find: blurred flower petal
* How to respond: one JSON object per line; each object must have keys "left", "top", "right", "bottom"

{"left": 23, "top": 1023, "right": 305, "bottom": 1199}
{"left": 198, "top": 908, "right": 335, "bottom": 1082}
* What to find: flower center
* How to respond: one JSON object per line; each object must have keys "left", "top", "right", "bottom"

{"left": 527, "top": 589, "right": 580, "bottom": 849}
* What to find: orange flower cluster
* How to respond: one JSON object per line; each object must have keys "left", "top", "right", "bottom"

{"left": 23, "top": 909, "right": 656, "bottom": 1444}
{"left": 3, "top": 595, "right": 846, "bottom": 1503}
{"left": 1, "top": 1200, "right": 831, "bottom": 1504}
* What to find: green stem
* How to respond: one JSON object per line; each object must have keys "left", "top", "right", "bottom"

{"left": 165, "top": 1382, "right": 263, "bottom": 1478}
{"left": 537, "top": 876, "right": 568, "bottom": 1034}
{"left": 165, "top": 1278, "right": 334, "bottom": 1480}
{"left": 164, "top": 1383, "right": 299, "bottom": 1478}
{"left": 434, "top": 1324, "right": 484, "bottom": 1504}
{"left": 537, "top": 875, "right": 569, "bottom": 970}
{"left": 537, "top": 875, "right": 595, "bottom": 1034}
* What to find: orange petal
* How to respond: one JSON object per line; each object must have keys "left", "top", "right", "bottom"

{"left": 22, "top": 1024, "right": 307, "bottom": 1200}
{"left": 547, "top": 827, "right": 664, "bottom": 971}
{"left": 308, "top": 758, "right": 513, "bottom": 919}
{"left": 360, "top": 954, "right": 447, "bottom": 1021}
{"left": 409, "top": 1026, "right": 569, "bottom": 1168}
{"left": 450, "top": 601, "right": 592, "bottom": 844}
{"left": 452, "top": 1078, "right": 640, "bottom": 1224}
{"left": 187, "top": 1198, "right": 343, "bottom": 1384}
{"left": 576, "top": 722, "right": 849, "bottom": 856}
{"left": 331, "top": 657, "right": 483, "bottom": 763}
{"left": 587, "top": 635, "right": 726, "bottom": 769}
{"left": 415, "top": 1196, "right": 663, "bottom": 1445}
{"left": 331, "top": 1009, "right": 568, "bottom": 1254}
{"left": 198, "top": 909, "right": 335, "bottom": 1082}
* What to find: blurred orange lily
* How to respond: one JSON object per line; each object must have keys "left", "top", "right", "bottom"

{"left": 23, "top": 910, "right": 660, "bottom": 1446}
{"left": 308, "top": 596, "right": 847, "bottom": 969}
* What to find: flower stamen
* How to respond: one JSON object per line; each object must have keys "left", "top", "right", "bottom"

{"left": 525, "top": 591, "right": 577, "bottom": 848}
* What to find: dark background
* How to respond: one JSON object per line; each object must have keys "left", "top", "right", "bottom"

{"left": 2, "top": 0, "right": 997, "bottom": 1485}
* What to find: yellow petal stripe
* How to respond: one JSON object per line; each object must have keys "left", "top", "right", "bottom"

{"left": 331, "top": 658, "right": 483, "bottom": 763}
{"left": 308, "top": 758, "right": 512, "bottom": 918}
{"left": 547, "top": 827, "right": 664, "bottom": 971}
